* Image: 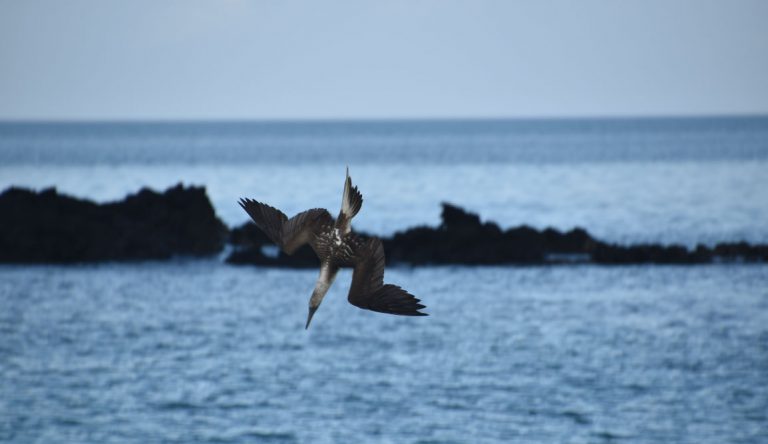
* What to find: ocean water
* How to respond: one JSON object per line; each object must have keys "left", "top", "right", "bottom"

{"left": 1, "top": 118, "right": 768, "bottom": 443}
{"left": 1, "top": 262, "right": 767, "bottom": 443}
{"left": 1, "top": 118, "right": 768, "bottom": 245}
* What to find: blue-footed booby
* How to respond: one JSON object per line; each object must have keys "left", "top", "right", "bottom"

{"left": 238, "top": 168, "right": 428, "bottom": 329}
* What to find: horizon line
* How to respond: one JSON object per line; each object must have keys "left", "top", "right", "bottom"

{"left": 2, "top": 112, "right": 768, "bottom": 125}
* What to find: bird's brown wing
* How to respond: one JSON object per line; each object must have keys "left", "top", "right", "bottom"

{"left": 238, "top": 198, "right": 286, "bottom": 246}
{"left": 347, "top": 237, "right": 427, "bottom": 316}
{"left": 281, "top": 208, "right": 333, "bottom": 255}
{"left": 238, "top": 198, "right": 333, "bottom": 255}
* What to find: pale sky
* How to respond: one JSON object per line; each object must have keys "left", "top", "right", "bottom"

{"left": 1, "top": 0, "right": 767, "bottom": 120}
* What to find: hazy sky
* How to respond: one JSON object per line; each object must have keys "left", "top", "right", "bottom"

{"left": 1, "top": 0, "right": 767, "bottom": 120}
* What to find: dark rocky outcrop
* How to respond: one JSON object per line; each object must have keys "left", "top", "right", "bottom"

{"left": 0, "top": 184, "right": 228, "bottom": 263}
{"left": 3, "top": 184, "right": 764, "bottom": 266}
{"left": 383, "top": 204, "right": 544, "bottom": 265}
{"left": 383, "top": 203, "right": 587, "bottom": 265}
{"left": 591, "top": 243, "right": 703, "bottom": 264}
{"left": 225, "top": 202, "right": 768, "bottom": 267}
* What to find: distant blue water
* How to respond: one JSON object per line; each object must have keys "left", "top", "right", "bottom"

{"left": 2, "top": 118, "right": 768, "bottom": 165}
{"left": 1, "top": 117, "right": 768, "bottom": 245}
{"left": 1, "top": 118, "right": 768, "bottom": 443}
{"left": 1, "top": 262, "right": 767, "bottom": 443}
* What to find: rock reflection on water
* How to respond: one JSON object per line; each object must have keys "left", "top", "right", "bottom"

{"left": 1, "top": 262, "right": 767, "bottom": 443}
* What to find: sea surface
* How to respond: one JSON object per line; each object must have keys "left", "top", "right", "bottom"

{"left": 1, "top": 118, "right": 768, "bottom": 443}
{"left": 2, "top": 263, "right": 767, "bottom": 443}
{"left": 2, "top": 117, "right": 768, "bottom": 245}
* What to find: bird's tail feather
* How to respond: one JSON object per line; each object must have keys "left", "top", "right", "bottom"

{"left": 341, "top": 166, "right": 363, "bottom": 219}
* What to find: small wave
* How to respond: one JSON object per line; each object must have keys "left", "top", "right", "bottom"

{"left": 155, "top": 400, "right": 201, "bottom": 411}
{"left": 415, "top": 440, "right": 463, "bottom": 444}
{"left": 215, "top": 402, "right": 251, "bottom": 411}
{"left": 429, "top": 399, "right": 471, "bottom": 411}
{"left": 561, "top": 410, "right": 592, "bottom": 425}
{"left": 237, "top": 430, "right": 297, "bottom": 442}
{"left": 54, "top": 417, "right": 82, "bottom": 427}
{"left": 592, "top": 430, "right": 631, "bottom": 441}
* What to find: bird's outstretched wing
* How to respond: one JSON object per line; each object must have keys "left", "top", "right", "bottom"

{"left": 347, "top": 236, "right": 427, "bottom": 316}
{"left": 238, "top": 198, "right": 333, "bottom": 255}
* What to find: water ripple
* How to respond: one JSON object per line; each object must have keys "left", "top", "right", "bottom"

{"left": 1, "top": 262, "right": 767, "bottom": 443}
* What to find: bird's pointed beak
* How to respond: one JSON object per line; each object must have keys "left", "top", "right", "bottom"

{"left": 305, "top": 305, "right": 319, "bottom": 330}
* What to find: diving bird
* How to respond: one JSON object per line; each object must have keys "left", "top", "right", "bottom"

{"left": 238, "top": 168, "right": 428, "bottom": 329}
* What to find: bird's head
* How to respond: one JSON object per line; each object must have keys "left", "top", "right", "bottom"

{"left": 305, "top": 304, "right": 319, "bottom": 329}
{"left": 305, "top": 288, "right": 327, "bottom": 330}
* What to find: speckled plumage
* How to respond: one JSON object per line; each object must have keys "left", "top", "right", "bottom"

{"left": 238, "top": 168, "right": 427, "bottom": 329}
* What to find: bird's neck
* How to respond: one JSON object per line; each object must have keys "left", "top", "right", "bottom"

{"left": 310, "top": 263, "right": 338, "bottom": 308}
